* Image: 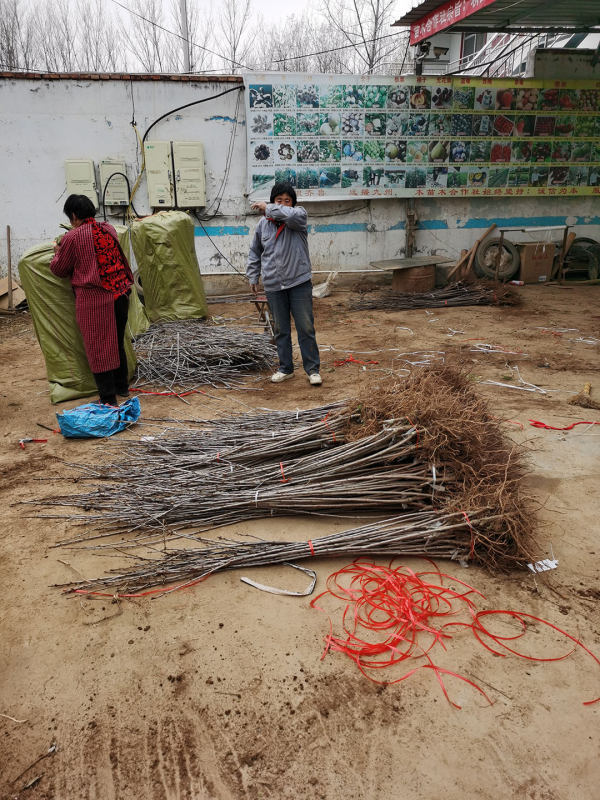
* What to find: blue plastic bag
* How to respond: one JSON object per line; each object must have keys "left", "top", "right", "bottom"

{"left": 57, "top": 397, "right": 141, "bottom": 438}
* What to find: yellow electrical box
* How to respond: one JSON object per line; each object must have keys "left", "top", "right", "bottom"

{"left": 173, "top": 141, "right": 206, "bottom": 208}
{"left": 144, "top": 141, "right": 174, "bottom": 207}
{"left": 100, "top": 160, "right": 128, "bottom": 206}
{"left": 65, "top": 159, "right": 98, "bottom": 209}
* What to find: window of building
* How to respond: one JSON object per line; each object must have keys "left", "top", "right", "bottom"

{"left": 461, "top": 32, "right": 487, "bottom": 60}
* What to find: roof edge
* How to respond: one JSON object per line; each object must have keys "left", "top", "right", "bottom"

{"left": 0, "top": 71, "right": 244, "bottom": 83}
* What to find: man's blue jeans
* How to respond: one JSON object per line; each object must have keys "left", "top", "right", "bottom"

{"left": 265, "top": 280, "right": 320, "bottom": 375}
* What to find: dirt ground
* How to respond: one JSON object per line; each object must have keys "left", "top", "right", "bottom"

{"left": 1, "top": 284, "right": 599, "bottom": 800}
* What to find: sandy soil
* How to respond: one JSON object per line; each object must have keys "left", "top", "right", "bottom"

{"left": 1, "top": 285, "right": 599, "bottom": 800}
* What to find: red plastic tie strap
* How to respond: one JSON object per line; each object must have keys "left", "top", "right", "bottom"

{"left": 308, "top": 540, "right": 315, "bottom": 556}
{"left": 529, "top": 419, "right": 600, "bottom": 431}
{"left": 279, "top": 461, "right": 289, "bottom": 483}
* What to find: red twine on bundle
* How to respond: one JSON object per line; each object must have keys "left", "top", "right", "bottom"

{"left": 279, "top": 461, "right": 289, "bottom": 483}
{"left": 308, "top": 540, "right": 315, "bottom": 556}
{"left": 529, "top": 419, "right": 600, "bottom": 431}
{"left": 321, "top": 412, "right": 337, "bottom": 442}
{"left": 311, "top": 560, "right": 600, "bottom": 709}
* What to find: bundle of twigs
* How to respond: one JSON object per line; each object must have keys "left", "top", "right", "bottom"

{"left": 37, "top": 367, "right": 535, "bottom": 578}
{"left": 58, "top": 510, "right": 490, "bottom": 595}
{"left": 132, "top": 319, "right": 276, "bottom": 390}
{"left": 349, "top": 281, "right": 519, "bottom": 311}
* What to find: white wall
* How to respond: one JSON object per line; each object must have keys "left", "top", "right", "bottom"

{"left": 1, "top": 73, "right": 599, "bottom": 289}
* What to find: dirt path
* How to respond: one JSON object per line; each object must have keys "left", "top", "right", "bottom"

{"left": 1, "top": 286, "right": 599, "bottom": 800}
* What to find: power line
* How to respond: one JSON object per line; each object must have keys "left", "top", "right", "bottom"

{"left": 109, "top": 0, "right": 250, "bottom": 71}
{"left": 274, "top": 30, "right": 405, "bottom": 62}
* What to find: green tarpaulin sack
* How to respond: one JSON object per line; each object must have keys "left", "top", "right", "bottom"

{"left": 130, "top": 211, "right": 208, "bottom": 323}
{"left": 18, "top": 227, "right": 148, "bottom": 405}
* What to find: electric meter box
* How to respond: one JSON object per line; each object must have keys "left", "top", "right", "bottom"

{"left": 65, "top": 159, "right": 98, "bottom": 209}
{"left": 144, "top": 141, "right": 174, "bottom": 207}
{"left": 144, "top": 141, "right": 206, "bottom": 208}
{"left": 100, "top": 160, "right": 128, "bottom": 206}
{"left": 173, "top": 141, "right": 206, "bottom": 208}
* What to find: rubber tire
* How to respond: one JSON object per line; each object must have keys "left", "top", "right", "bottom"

{"left": 474, "top": 237, "right": 520, "bottom": 280}
{"left": 564, "top": 245, "right": 599, "bottom": 280}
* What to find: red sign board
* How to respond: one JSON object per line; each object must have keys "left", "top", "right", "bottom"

{"left": 410, "top": 0, "right": 499, "bottom": 45}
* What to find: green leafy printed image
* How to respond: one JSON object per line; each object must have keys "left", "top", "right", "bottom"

{"left": 511, "top": 140, "right": 532, "bottom": 163}
{"left": 427, "top": 166, "right": 448, "bottom": 188}
{"left": 531, "top": 141, "right": 552, "bottom": 162}
{"left": 386, "top": 113, "right": 408, "bottom": 136}
{"left": 297, "top": 84, "right": 319, "bottom": 108}
{"left": 469, "top": 141, "right": 491, "bottom": 162}
{"left": 364, "top": 85, "right": 388, "bottom": 108}
{"left": 363, "top": 140, "right": 385, "bottom": 163}
{"left": 296, "top": 168, "right": 319, "bottom": 188}
{"left": 344, "top": 85, "right": 365, "bottom": 108}
{"left": 274, "top": 113, "right": 297, "bottom": 136}
{"left": 488, "top": 167, "right": 509, "bottom": 187}
{"left": 508, "top": 166, "right": 530, "bottom": 187}
{"left": 319, "top": 84, "right": 344, "bottom": 108}
{"left": 429, "top": 140, "right": 449, "bottom": 162}
{"left": 365, "top": 113, "right": 386, "bottom": 136}
{"left": 384, "top": 168, "right": 406, "bottom": 187}
{"left": 275, "top": 168, "right": 297, "bottom": 186}
{"left": 468, "top": 168, "right": 487, "bottom": 187}
{"left": 554, "top": 115, "right": 576, "bottom": 136}
{"left": 453, "top": 87, "right": 475, "bottom": 110}
{"left": 406, "top": 140, "right": 428, "bottom": 164}
{"left": 297, "top": 112, "right": 320, "bottom": 135}
{"left": 342, "top": 140, "right": 364, "bottom": 162}
{"left": 575, "top": 116, "right": 596, "bottom": 137}
{"left": 405, "top": 167, "right": 427, "bottom": 188}
{"left": 341, "top": 167, "right": 362, "bottom": 188}
{"left": 529, "top": 167, "right": 549, "bottom": 187}
{"left": 363, "top": 167, "right": 384, "bottom": 187}
{"left": 273, "top": 84, "right": 296, "bottom": 108}
{"left": 319, "top": 140, "right": 342, "bottom": 161}
{"left": 572, "top": 142, "right": 592, "bottom": 162}
{"left": 447, "top": 167, "right": 467, "bottom": 188}
{"left": 385, "top": 140, "right": 407, "bottom": 162}
{"left": 252, "top": 172, "right": 275, "bottom": 189}
{"left": 568, "top": 166, "right": 589, "bottom": 186}
{"left": 588, "top": 166, "right": 600, "bottom": 186}
{"left": 579, "top": 89, "right": 599, "bottom": 111}
{"left": 387, "top": 85, "right": 409, "bottom": 109}
{"left": 551, "top": 141, "right": 572, "bottom": 162}
{"left": 296, "top": 140, "right": 320, "bottom": 163}
{"left": 317, "top": 167, "right": 341, "bottom": 187}
{"left": 319, "top": 113, "right": 341, "bottom": 136}
{"left": 593, "top": 143, "right": 600, "bottom": 162}
{"left": 430, "top": 113, "right": 453, "bottom": 136}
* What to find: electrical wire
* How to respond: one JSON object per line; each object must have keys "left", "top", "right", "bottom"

{"left": 274, "top": 30, "right": 404, "bottom": 62}
{"left": 101, "top": 171, "right": 140, "bottom": 220}
{"left": 109, "top": 0, "right": 250, "bottom": 71}
{"left": 141, "top": 84, "right": 243, "bottom": 143}
{"left": 193, "top": 215, "right": 247, "bottom": 277}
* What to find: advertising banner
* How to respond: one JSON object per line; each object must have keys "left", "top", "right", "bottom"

{"left": 243, "top": 72, "right": 600, "bottom": 201}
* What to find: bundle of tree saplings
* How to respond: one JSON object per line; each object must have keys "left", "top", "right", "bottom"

{"left": 349, "top": 281, "right": 520, "bottom": 311}
{"left": 38, "top": 367, "right": 536, "bottom": 594}
{"left": 132, "top": 319, "right": 277, "bottom": 391}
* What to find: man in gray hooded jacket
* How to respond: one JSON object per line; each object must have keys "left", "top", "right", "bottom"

{"left": 247, "top": 182, "right": 322, "bottom": 385}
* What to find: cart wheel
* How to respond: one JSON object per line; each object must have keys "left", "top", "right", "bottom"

{"left": 564, "top": 245, "right": 599, "bottom": 280}
{"left": 474, "top": 237, "right": 520, "bottom": 280}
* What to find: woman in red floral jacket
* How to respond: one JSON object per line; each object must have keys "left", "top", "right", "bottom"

{"left": 50, "top": 194, "right": 134, "bottom": 406}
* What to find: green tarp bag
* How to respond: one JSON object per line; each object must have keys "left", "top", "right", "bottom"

{"left": 130, "top": 210, "right": 208, "bottom": 323}
{"left": 18, "top": 226, "right": 148, "bottom": 405}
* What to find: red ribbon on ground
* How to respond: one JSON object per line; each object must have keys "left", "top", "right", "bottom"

{"left": 529, "top": 419, "right": 600, "bottom": 431}
{"left": 311, "top": 560, "right": 599, "bottom": 708}
{"left": 333, "top": 354, "right": 379, "bottom": 368}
